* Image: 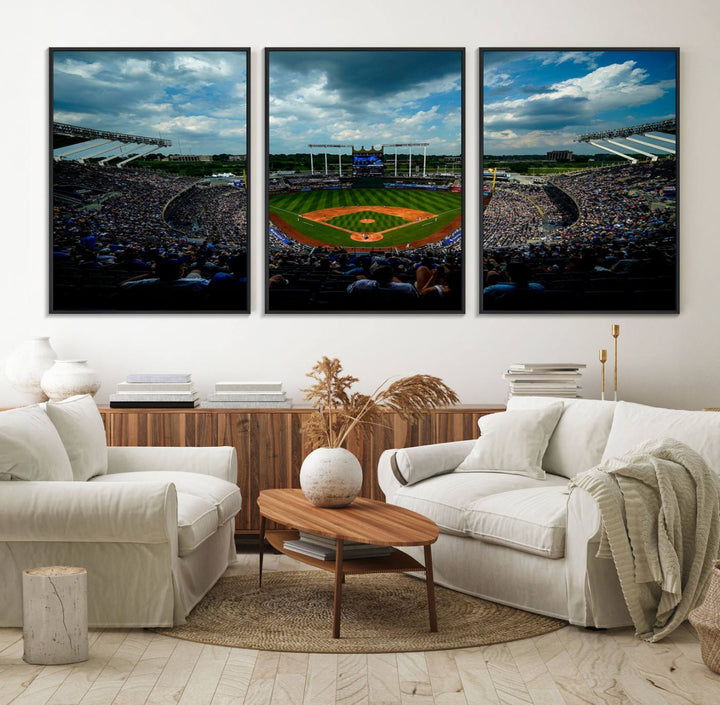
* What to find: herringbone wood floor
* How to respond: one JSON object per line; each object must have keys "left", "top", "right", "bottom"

{"left": 1, "top": 553, "right": 718, "bottom": 704}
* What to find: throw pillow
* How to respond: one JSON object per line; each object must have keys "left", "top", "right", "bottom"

{"left": 0, "top": 405, "right": 73, "bottom": 481}
{"left": 601, "top": 401, "right": 720, "bottom": 476}
{"left": 45, "top": 394, "right": 108, "bottom": 481}
{"left": 507, "top": 396, "right": 617, "bottom": 478}
{"left": 456, "top": 404, "right": 564, "bottom": 479}
{"left": 392, "top": 439, "right": 476, "bottom": 485}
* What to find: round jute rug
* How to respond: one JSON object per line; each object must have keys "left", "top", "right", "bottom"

{"left": 155, "top": 571, "right": 565, "bottom": 653}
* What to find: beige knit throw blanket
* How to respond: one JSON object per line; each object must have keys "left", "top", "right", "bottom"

{"left": 570, "top": 438, "right": 720, "bottom": 642}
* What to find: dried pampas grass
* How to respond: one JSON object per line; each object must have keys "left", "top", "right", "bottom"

{"left": 302, "top": 356, "right": 458, "bottom": 450}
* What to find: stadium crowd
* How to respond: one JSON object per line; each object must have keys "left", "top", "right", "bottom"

{"left": 483, "top": 160, "right": 677, "bottom": 310}
{"left": 52, "top": 162, "right": 248, "bottom": 311}
{"left": 482, "top": 183, "right": 576, "bottom": 247}
{"left": 267, "top": 235, "right": 462, "bottom": 311}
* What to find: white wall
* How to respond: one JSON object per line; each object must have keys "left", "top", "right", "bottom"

{"left": 1, "top": 0, "right": 718, "bottom": 410}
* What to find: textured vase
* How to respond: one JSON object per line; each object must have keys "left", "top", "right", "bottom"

{"left": 300, "top": 447, "right": 363, "bottom": 508}
{"left": 40, "top": 360, "right": 101, "bottom": 402}
{"left": 5, "top": 337, "right": 58, "bottom": 402}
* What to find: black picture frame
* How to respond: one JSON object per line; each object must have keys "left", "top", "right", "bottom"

{"left": 265, "top": 47, "right": 465, "bottom": 314}
{"left": 50, "top": 47, "right": 251, "bottom": 313}
{"left": 480, "top": 48, "right": 679, "bottom": 314}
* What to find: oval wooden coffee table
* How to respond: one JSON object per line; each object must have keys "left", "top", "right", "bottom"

{"left": 257, "top": 488, "right": 439, "bottom": 639}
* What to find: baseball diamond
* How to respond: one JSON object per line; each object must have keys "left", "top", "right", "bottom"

{"left": 269, "top": 188, "right": 461, "bottom": 249}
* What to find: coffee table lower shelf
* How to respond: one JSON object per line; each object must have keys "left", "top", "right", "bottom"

{"left": 265, "top": 530, "right": 425, "bottom": 574}
{"left": 260, "top": 529, "right": 437, "bottom": 638}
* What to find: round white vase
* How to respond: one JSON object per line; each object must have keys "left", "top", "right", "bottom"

{"left": 5, "top": 337, "right": 58, "bottom": 402}
{"left": 299, "top": 447, "right": 363, "bottom": 508}
{"left": 40, "top": 360, "right": 101, "bottom": 402}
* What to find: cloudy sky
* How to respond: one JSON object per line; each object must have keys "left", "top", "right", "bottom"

{"left": 483, "top": 50, "right": 676, "bottom": 155}
{"left": 268, "top": 50, "right": 462, "bottom": 155}
{"left": 53, "top": 50, "right": 247, "bottom": 155}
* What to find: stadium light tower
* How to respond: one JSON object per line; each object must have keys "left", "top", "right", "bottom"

{"left": 382, "top": 143, "right": 430, "bottom": 177}
{"left": 308, "top": 144, "right": 353, "bottom": 176}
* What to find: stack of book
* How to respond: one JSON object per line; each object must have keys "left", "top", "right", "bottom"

{"left": 283, "top": 531, "right": 393, "bottom": 561}
{"left": 502, "top": 363, "right": 586, "bottom": 399}
{"left": 109, "top": 373, "right": 199, "bottom": 408}
{"left": 200, "top": 381, "right": 292, "bottom": 408}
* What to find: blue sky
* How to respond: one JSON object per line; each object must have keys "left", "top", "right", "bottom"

{"left": 53, "top": 50, "right": 247, "bottom": 155}
{"left": 268, "top": 50, "right": 463, "bottom": 155}
{"left": 483, "top": 50, "right": 677, "bottom": 155}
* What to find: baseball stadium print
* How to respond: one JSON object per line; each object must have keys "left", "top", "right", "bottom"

{"left": 266, "top": 48, "right": 464, "bottom": 313}
{"left": 481, "top": 49, "right": 678, "bottom": 313}
{"left": 51, "top": 48, "right": 250, "bottom": 313}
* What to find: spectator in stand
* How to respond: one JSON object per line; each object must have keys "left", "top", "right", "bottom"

{"left": 207, "top": 253, "right": 248, "bottom": 310}
{"left": 483, "top": 261, "right": 545, "bottom": 310}
{"left": 347, "top": 259, "right": 419, "bottom": 308}
{"left": 118, "top": 258, "right": 209, "bottom": 310}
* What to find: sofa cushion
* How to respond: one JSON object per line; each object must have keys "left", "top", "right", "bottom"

{"left": 456, "top": 404, "right": 563, "bottom": 479}
{"left": 465, "top": 486, "right": 570, "bottom": 558}
{"left": 45, "top": 394, "right": 108, "bottom": 481}
{"left": 0, "top": 405, "right": 73, "bottom": 481}
{"left": 392, "top": 440, "right": 476, "bottom": 486}
{"left": 601, "top": 402, "right": 720, "bottom": 476}
{"left": 508, "top": 396, "right": 616, "bottom": 478}
{"left": 393, "top": 471, "right": 568, "bottom": 536}
{"left": 176, "top": 492, "right": 220, "bottom": 556}
{"left": 91, "top": 471, "right": 241, "bottom": 525}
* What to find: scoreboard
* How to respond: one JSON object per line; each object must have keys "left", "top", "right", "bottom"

{"left": 352, "top": 147, "right": 384, "bottom": 176}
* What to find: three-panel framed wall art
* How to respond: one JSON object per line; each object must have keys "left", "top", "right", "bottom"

{"left": 49, "top": 47, "right": 678, "bottom": 315}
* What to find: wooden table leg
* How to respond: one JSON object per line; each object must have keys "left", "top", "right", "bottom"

{"left": 258, "top": 515, "right": 266, "bottom": 588}
{"left": 424, "top": 544, "right": 438, "bottom": 633}
{"left": 332, "top": 539, "right": 344, "bottom": 639}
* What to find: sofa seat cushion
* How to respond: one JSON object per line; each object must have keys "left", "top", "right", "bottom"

{"left": 175, "top": 492, "right": 221, "bottom": 556}
{"left": 466, "top": 486, "right": 570, "bottom": 558}
{"left": 91, "top": 471, "right": 241, "bottom": 525}
{"left": 392, "top": 471, "right": 568, "bottom": 536}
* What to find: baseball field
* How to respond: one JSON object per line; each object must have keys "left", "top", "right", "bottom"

{"left": 269, "top": 188, "right": 462, "bottom": 248}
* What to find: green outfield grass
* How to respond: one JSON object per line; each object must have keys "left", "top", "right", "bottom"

{"left": 269, "top": 188, "right": 461, "bottom": 248}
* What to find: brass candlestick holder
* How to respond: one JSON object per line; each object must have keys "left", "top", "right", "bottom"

{"left": 599, "top": 349, "right": 607, "bottom": 401}
{"left": 611, "top": 324, "right": 620, "bottom": 401}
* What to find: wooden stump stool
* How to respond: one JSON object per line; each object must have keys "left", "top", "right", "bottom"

{"left": 22, "top": 566, "right": 88, "bottom": 665}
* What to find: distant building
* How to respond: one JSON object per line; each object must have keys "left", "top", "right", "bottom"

{"left": 547, "top": 150, "right": 573, "bottom": 161}
{"left": 228, "top": 155, "right": 247, "bottom": 162}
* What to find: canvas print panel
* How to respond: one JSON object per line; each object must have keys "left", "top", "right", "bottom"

{"left": 482, "top": 49, "right": 678, "bottom": 313}
{"left": 51, "top": 49, "right": 249, "bottom": 313}
{"left": 266, "top": 49, "right": 464, "bottom": 313}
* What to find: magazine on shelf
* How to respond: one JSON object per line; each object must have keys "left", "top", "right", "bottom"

{"left": 282, "top": 538, "right": 393, "bottom": 561}
{"left": 126, "top": 373, "right": 192, "bottom": 383}
{"left": 215, "top": 381, "right": 283, "bottom": 392}
{"left": 507, "top": 363, "right": 586, "bottom": 371}
{"left": 298, "top": 531, "right": 365, "bottom": 548}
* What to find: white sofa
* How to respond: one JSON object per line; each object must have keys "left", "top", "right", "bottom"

{"left": 378, "top": 397, "right": 720, "bottom": 628}
{"left": 0, "top": 395, "right": 241, "bottom": 628}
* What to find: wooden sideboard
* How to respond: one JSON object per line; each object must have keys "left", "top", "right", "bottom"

{"left": 99, "top": 405, "right": 504, "bottom": 533}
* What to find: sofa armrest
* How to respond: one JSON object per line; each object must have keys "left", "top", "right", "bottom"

{"left": 567, "top": 486, "right": 602, "bottom": 543}
{"left": 0, "top": 481, "right": 177, "bottom": 545}
{"left": 378, "top": 439, "right": 476, "bottom": 500}
{"left": 106, "top": 446, "right": 237, "bottom": 483}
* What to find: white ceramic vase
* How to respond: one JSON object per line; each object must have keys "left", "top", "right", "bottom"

{"left": 299, "top": 447, "right": 363, "bottom": 508}
{"left": 5, "top": 337, "right": 58, "bottom": 402}
{"left": 40, "top": 360, "right": 101, "bottom": 402}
